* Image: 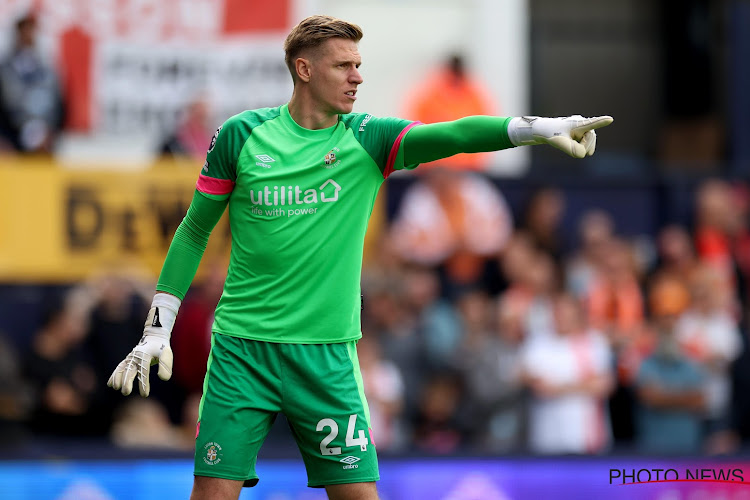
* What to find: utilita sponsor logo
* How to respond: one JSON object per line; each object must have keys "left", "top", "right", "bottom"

{"left": 249, "top": 179, "right": 341, "bottom": 206}
{"left": 610, "top": 468, "right": 747, "bottom": 485}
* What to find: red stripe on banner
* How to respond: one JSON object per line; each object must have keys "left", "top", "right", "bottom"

{"left": 59, "top": 26, "right": 92, "bottom": 131}
{"left": 222, "top": 0, "right": 289, "bottom": 34}
{"left": 196, "top": 175, "right": 235, "bottom": 195}
{"left": 384, "top": 122, "right": 421, "bottom": 179}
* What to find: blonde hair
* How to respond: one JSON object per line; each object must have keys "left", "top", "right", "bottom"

{"left": 283, "top": 15, "right": 363, "bottom": 83}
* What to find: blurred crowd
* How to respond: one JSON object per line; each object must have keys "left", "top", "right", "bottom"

{"left": 1, "top": 171, "right": 750, "bottom": 459}
{"left": 357, "top": 171, "right": 750, "bottom": 457}
{"left": 1, "top": 9, "right": 748, "bottom": 460}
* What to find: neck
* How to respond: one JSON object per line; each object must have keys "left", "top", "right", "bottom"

{"left": 288, "top": 91, "right": 338, "bottom": 130}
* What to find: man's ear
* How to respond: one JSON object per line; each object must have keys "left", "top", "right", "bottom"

{"left": 295, "top": 57, "right": 312, "bottom": 83}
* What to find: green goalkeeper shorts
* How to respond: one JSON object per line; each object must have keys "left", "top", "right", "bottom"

{"left": 194, "top": 332, "right": 379, "bottom": 488}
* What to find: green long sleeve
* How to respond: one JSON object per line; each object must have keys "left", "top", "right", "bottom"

{"left": 401, "top": 116, "right": 515, "bottom": 165}
{"left": 155, "top": 189, "right": 227, "bottom": 299}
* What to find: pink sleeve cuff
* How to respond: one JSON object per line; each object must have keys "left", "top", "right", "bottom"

{"left": 384, "top": 121, "right": 421, "bottom": 179}
{"left": 196, "top": 174, "right": 235, "bottom": 195}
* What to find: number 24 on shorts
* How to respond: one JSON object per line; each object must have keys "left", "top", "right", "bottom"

{"left": 316, "top": 414, "right": 368, "bottom": 455}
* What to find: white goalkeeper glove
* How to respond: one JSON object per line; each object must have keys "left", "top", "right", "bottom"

{"left": 508, "top": 115, "right": 613, "bottom": 158}
{"left": 107, "top": 293, "right": 181, "bottom": 397}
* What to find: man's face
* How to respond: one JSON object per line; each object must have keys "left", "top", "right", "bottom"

{"left": 307, "top": 38, "right": 363, "bottom": 115}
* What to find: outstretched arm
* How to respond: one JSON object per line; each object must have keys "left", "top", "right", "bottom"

{"left": 402, "top": 116, "right": 514, "bottom": 164}
{"left": 401, "top": 114, "right": 613, "bottom": 165}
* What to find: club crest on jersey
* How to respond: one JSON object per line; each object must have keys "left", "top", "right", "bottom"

{"left": 207, "top": 125, "right": 222, "bottom": 153}
{"left": 323, "top": 147, "right": 341, "bottom": 168}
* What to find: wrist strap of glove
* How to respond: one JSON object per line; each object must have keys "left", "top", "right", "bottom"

{"left": 508, "top": 116, "right": 544, "bottom": 147}
{"left": 143, "top": 293, "right": 181, "bottom": 340}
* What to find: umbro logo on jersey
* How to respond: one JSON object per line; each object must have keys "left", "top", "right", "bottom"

{"left": 340, "top": 456, "right": 360, "bottom": 469}
{"left": 255, "top": 154, "right": 275, "bottom": 169}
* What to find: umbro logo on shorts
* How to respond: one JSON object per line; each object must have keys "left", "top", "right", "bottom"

{"left": 340, "top": 456, "right": 360, "bottom": 470}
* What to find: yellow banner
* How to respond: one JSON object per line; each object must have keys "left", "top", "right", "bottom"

{"left": 0, "top": 157, "right": 385, "bottom": 283}
{"left": 0, "top": 158, "right": 231, "bottom": 283}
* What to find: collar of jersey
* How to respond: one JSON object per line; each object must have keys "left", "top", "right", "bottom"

{"left": 281, "top": 103, "right": 341, "bottom": 139}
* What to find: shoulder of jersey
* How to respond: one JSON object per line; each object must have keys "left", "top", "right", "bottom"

{"left": 226, "top": 106, "right": 283, "bottom": 130}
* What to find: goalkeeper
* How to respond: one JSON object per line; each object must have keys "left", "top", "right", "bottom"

{"left": 108, "top": 14, "right": 612, "bottom": 500}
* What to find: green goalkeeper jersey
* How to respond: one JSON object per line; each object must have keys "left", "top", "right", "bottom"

{"left": 194, "top": 104, "right": 418, "bottom": 343}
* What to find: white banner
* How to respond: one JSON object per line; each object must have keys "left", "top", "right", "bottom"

{"left": 95, "top": 38, "right": 291, "bottom": 134}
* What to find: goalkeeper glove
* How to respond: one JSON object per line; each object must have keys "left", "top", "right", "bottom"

{"left": 107, "top": 293, "right": 181, "bottom": 397}
{"left": 508, "top": 115, "right": 613, "bottom": 158}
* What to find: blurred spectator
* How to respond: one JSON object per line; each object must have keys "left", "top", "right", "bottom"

{"left": 23, "top": 292, "right": 101, "bottom": 436}
{"left": 675, "top": 265, "right": 743, "bottom": 434}
{"left": 501, "top": 250, "right": 559, "bottom": 340}
{"left": 0, "top": 13, "right": 64, "bottom": 153}
{"left": 455, "top": 293, "right": 526, "bottom": 453}
{"left": 160, "top": 95, "right": 214, "bottom": 161}
{"left": 693, "top": 179, "right": 747, "bottom": 309}
{"left": 636, "top": 276, "right": 705, "bottom": 454}
{"left": 357, "top": 335, "right": 406, "bottom": 452}
{"left": 652, "top": 224, "right": 698, "bottom": 285}
{"left": 362, "top": 273, "right": 424, "bottom": 421}
{"left": 403, "top": 53, "right": 496, "bottom": 171}
{"left": 498, "top": 231, "right": 537, "bottom": 292}
{"left": 565, "top": 210, "right": 616, "bottom": 300}
{"left": 400, "top": 264, "right": 461, "bottom": 371}
{"left": 584, "top": 237, "right": 644, "bottom": 443}
{"left": 521, "top": 187, "right": 567, "bottom": 263}
{"left": 394, "top": 52, "right": 507, "bottom": 296}
{"left": 586, "top": 237, "right": 644, "bottom": 347}
{"left": 0, "top": 332, "right": 33, "bottom": 444}
{"left": 390, "top": 169, "right": 512, "bottom": 295}
{"left": 521, "top": 294, "right": 614, "bottom": 454}
{"left": 412, "top": 372, "right": 465, "bottom": 455}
